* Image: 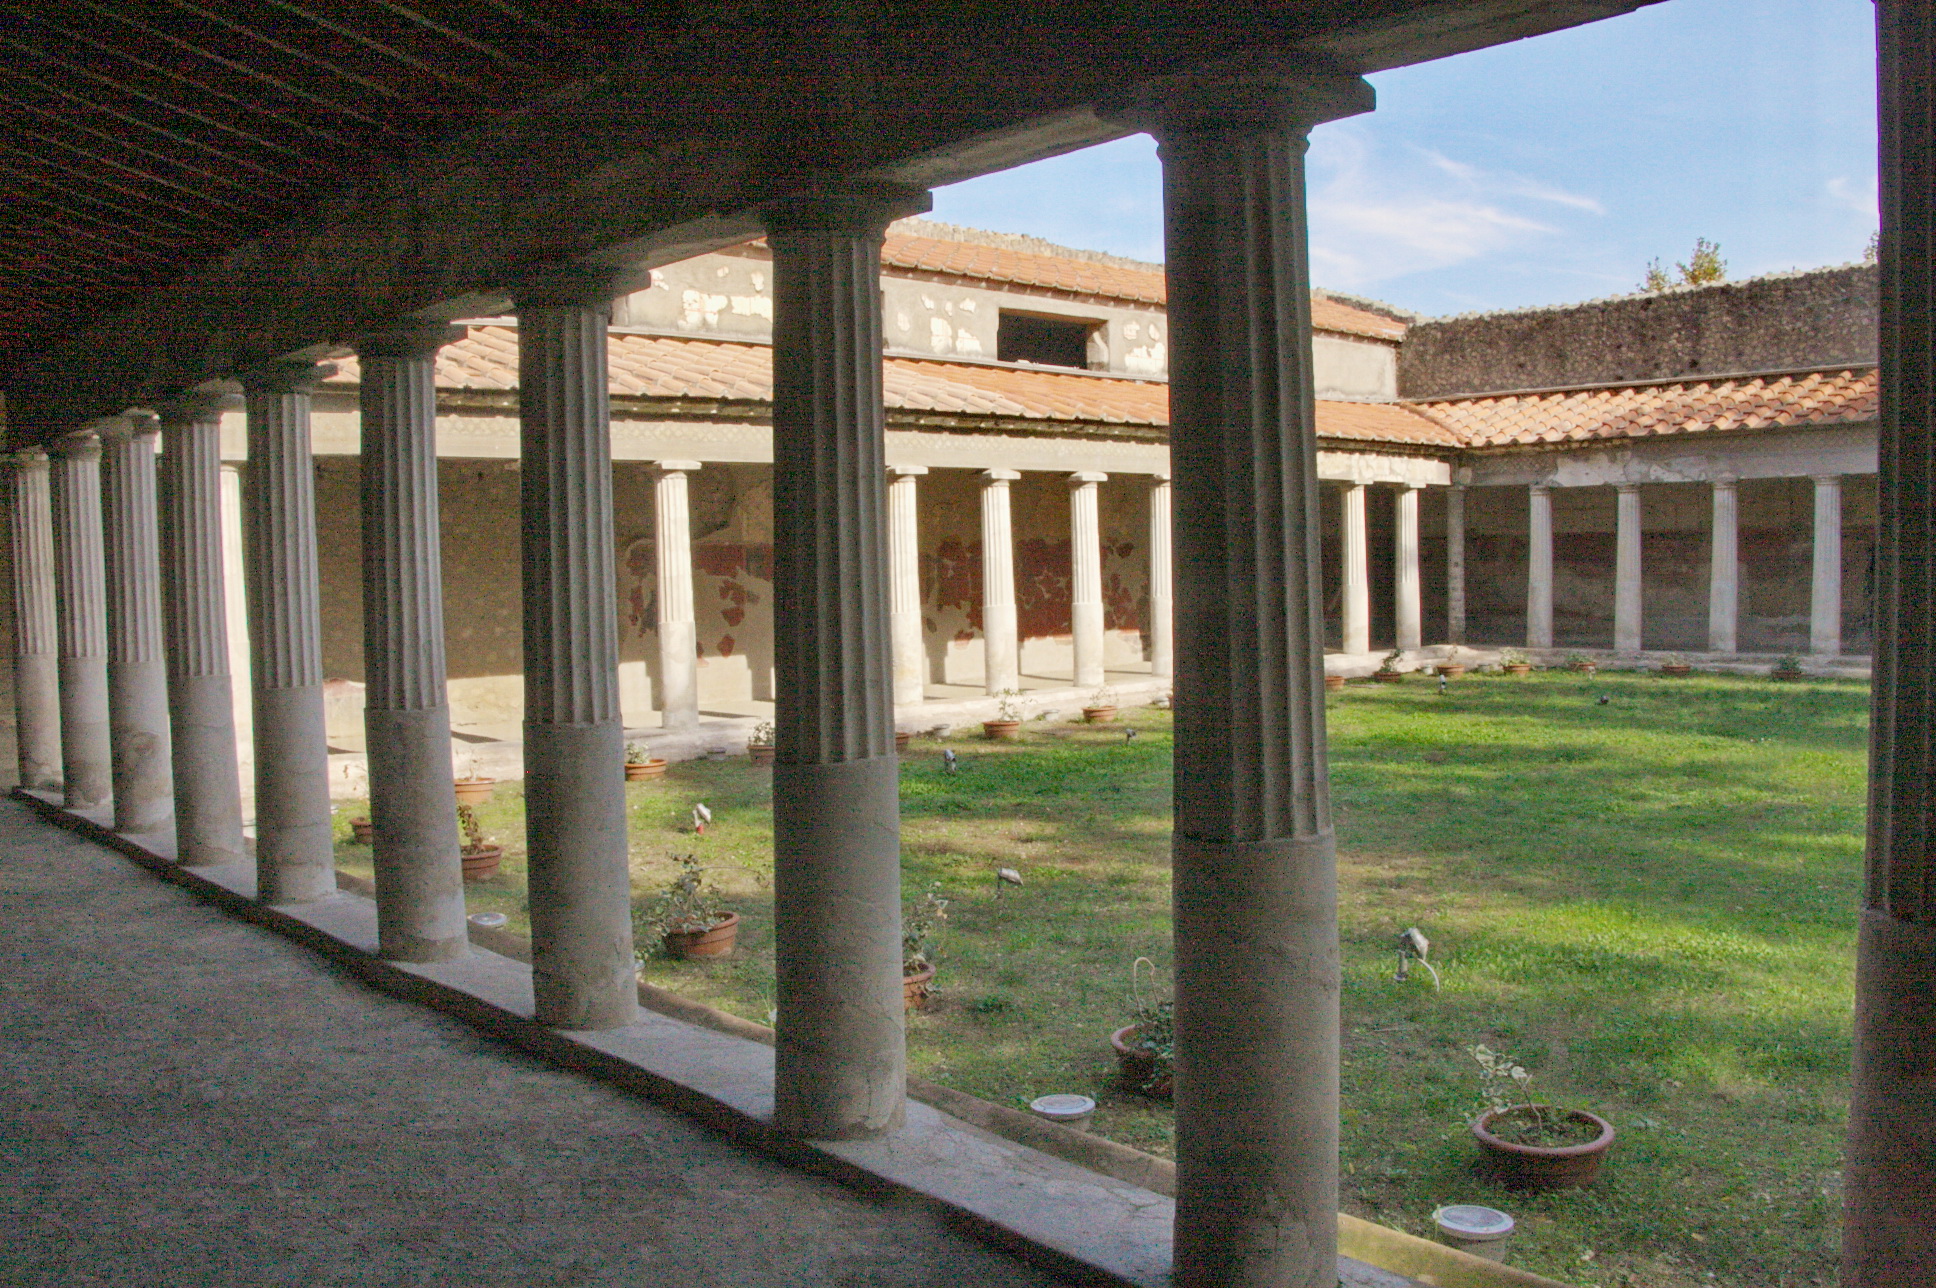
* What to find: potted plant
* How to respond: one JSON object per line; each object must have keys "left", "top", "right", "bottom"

{"left": 642, "top": 855, "right": 738, "bottom": 959}
{"left": 1324, "top": 672, "right": 1346, "bottom": 691}
{"left": 348, "top": 816, "right": 374, "bottom": 844}
{"left": 1436, "top": 660, "right": 1467, "bottom": 679}
{"left": 983, "top": 689, "right": 1025, "bottom": 741}
{"left": 895, "top": 729, "right": 912, "bottom": 753}
{"left": 1565, "top": 652, "right": 1598, "bottom": 675}
{"left": 902, "top": 887, "right": 949, "bottom": 1009}
{"left": 1658, "top": 652, "right": 1692, "bottom": 677}
{"left": 456, "top": 803, "right": 501, "bottom": 880}
{"left": 624, "top": 741, "right": 668, "bottom": 780}
{"left": 1772, "top": 654, "right": 1806, "bottom": 681}
{"left": 1468, "top": 1044, "right": 1614, "bottom": 1190}
{"left": 453, "top": 774, "right": 495, "bottom": 806}
{"left": 1082, "top": 686, "right": 1119, "bottom": 724}
{"left": 1110, "top": 957, "right": 1174, "bottom": 1098}
{"left": 1371, "top": 649, "right": 1406, "bottom": 683}
{"left": 1500, "top": 648, "right": 1533, "bottom": 677}
{"left": 747, "top": 721, "right": 776, "bottom": 767}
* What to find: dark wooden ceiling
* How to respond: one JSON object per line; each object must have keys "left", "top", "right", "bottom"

{"left": 0, "top": 0, "right": 672, "bottom": 353}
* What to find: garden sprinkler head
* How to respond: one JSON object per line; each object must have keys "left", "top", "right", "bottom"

{"left": 1396, "top": 926, "right": 1441, "bottom": 990}
{"left": 1125, "top": 728, "right": 1137, "bottom": 743}
{"left": 692, "top": 801, "right": 712, "bottom": 835}
{"left": 943, "top": 748, "right": 958, "bottom": 773}
{"left": 1438, "top": 675, "right": 1448, "bottom": 695}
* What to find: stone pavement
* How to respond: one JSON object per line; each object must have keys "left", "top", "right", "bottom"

{"left": 0, "top": 798, "right": 1064, "bottom": 1288}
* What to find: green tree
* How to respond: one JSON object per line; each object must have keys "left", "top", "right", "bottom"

{"left": 1640, "top": 237, "right": 1727, "bottom": 291}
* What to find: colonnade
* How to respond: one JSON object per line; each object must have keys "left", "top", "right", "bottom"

{"left": 1506, "top": 475, "right": 1856, "bottom": 656}
{"left": 1333, "top": 481, "right": 1429, "bottom": 657}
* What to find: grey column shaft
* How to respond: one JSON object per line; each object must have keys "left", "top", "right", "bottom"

{"left": 1812, "top": 475, "right": 1843, "bottom": 657}
{"left": 1708, "top": 480, "right": 1739, "bottom": 653}
{"left": 242, "top": 362, "right": 336, "bottom": 903}
{"left": 1614, "top": 484, "right": 1643, "bottom": 652}
{"left": 1068, "top": 471, "right": 1107, "bottom": 689}
{"left": 1148, "top": 473, "right": 1174, "bottom": 678}
{"left": 8, "top": 451, "right": 61, "bottom": 790}
{"left": 1848, "top": 10, "right": 1936, "bottom": 1281}
{"left": 1341, "top": 483, "right": 1369, "bottom": 655}
{"left": 764, "top": 182, "right": 929, "bottom": 1141}
{"left": 1151, "top": 73, "right": 1371, "bottom": 1288}
{"left": 360, "top": 326, "right": 468, "bottom": 963}
{"left": 1394, "top": 485, "right": 1422, "bottom": 652}
{"left": 516, "top": 279, "right": 636, "bottom": 1031}
{"left": 888, "top": 465, "right": 928, "bottom": 706}
{"left": 51, "top": 433, "right": 111, "bottom": 810}
{"left": 652, "top": 461, "right": 701, "bottom": 732}
{"left": 102, "top": 421, "right": 173, "bottom": 831}
{"left": 157, "top": 397, "right": 245, "bottom": 866}
{"left": 1446, "top": 484, "right": 1467, "bottom": 646}
{"left": 1527, "top": 485, "right": 1555, "bottom": 650}
{"left": 979, "top": 469, "right": 1021, "bottom": 694}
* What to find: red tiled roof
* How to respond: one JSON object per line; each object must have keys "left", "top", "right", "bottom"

{"left": 1410, "top": 368, "right": 1879, "bottom": 448}
{"left": 328, "top": 326, "right": 1444, "bottom": 442}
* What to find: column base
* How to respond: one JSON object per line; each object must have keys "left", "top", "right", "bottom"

{"left": 169, "top": 673, "right": 245, "bottom": 866}
{"left": 368, "top": 706, "right": 468, "bottom": 964}
{"left": 16, "top": 652, "right": 62, "bottom": 791}
{"left": 58, "top": 654, "right": 112, "bottom": 811}
{"left": 109, "top": 658, "right": 173, "bottom": 833}
{"left": 524, "top": 719, "right": 637, "bottom": 1031}
{"left": 253, "top": 684, "right": 336, "bottom": 904}
{"left": 773, "top": 755, "right": 906, "bottom": 1140}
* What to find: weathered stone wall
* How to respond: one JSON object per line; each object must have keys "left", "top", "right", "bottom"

{"left": 1400, "top": 264, "right": 1878, "bottom": 398}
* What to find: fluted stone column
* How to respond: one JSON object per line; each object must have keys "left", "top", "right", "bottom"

{"left": 359, "top": 325, "right": 468, "bottom": 963}
{"left": 764, "top": 181, "right": 929, "bottom": 1141}
{"left": 1709, "top": 478, "right": 1740, "bottom": 654}
{"left": 220, "top": 462, "right": 252, "bottom": 768}
{"left": 1394, "top": 484, "right": 1422, "bottom": 653}
{"left": 101, "top": 418, "right": 173, "bottom": 831}
{"left": 1614, "top": 484, "right": 1643, "bottom": 653}
{"left": 516, "top": 272, "right": 637, "bottom": 1031}
{"left": 979, "top": 468, "right": 1021, "bottom": 694}
{"left": 1151, "top": 70, "right": 1372, "bottom": 1288}
{"left": 1446, "top": 483, "right": 1467, "bottom": 646}
{"left": 652, "top": 460, "right": 701, "bottom": 732}
{"left": 888, "top": 464, "right": 928, "bottom": 706}
{"left": 241, "top": 361, "right": 336, "bottom": 904}
{"left": 51, "top": 432, "right": 111, "bottom": 811}
{"left": 1527, "top": 484, "right": 1555, "bottom": 650}
{"left": 8, "top": 450, "right": 61, "bottom": 790}
{"left": 1812, "top": 474, "right": 1844, "bottom": 657}
{"left": 1149, "top": 472, "right": 1174, "bottom": 678}
{"left": 1068, "top": 471, "right": 1107, "bottom": 689}
{"left": 157, "top": 393, "right": 245, "bottom": 867}
{"left": 1341, "top": 483, "right": 1370, "bottom": 655}
{"left": 1848, "top": 8, "right": 1936, "bottom": 1280}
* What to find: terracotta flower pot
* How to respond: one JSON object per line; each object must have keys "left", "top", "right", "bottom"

{"left": 1436, "top": 664, "right": 1467, "bottom": 679}
{"left": 1569, "top": 661, "right": 1598, "bottom": 675}
{"left": 1110, "top": 1024, "right": 1173, "bottom": 1099}
{"left": 453, "top": 777, "right": 496, "bottom": 806}
{"left": 349, "top": 817, "right": 374, "bottom": 844}
{"left": 1659, "top": 663, "right": 1691, "bottom": 676}
{"left": 1371, "top": 670, "right": 1404, "bottom": 684}
{"left": 662, "top": 911, "right": 739, "bottom": 959}
{"left": 1471, "top": 1106, "right": 1615, "bottom": 1190}
{"left": 1772, "top": 668, "right": 1805, "bottom": 682}
{"left": 1324, "top": 674, "right": 1346, "bottom": 691}
{"left": 1503, "top": 663, "right": 1533, "bottom": 676}
{"left": 748, "top": 744, "right": 776, "bottom": 767}
{"left": 895, "top": 730, "right": 912, "bottom": 753}
{"left": 1083, "top": 706, "right": 1117, "bottom": 724}
{"left": 624, "top": 758, "right": 668, "bottom": 781}
{"left": 460, "top": 844, "right": 502, "bottom": 881}
{"left": 903, "top": 964, "right": 935, "bottom": 1009}
{"left": 983, "top": 719, "right": 1021, "bottom": 741}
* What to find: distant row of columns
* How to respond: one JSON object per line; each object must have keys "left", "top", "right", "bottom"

{"left": 1335, "top": 481, "right": 1427, "bottom": 656}
{"left": 1517, "top": 475, "right": 1852, "bottom": 656}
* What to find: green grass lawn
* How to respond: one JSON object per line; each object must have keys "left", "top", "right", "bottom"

{"left": 331, "top": 671, "right": 1866, "bottom": 1288}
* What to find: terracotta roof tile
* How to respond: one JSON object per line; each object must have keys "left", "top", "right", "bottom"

{"left": 1409, "top": 369, "right": 1879, "bottom": 448}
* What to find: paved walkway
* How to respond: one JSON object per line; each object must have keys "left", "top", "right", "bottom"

{"left": 0, "top": 799, "right": 1062, "bottom": 1288}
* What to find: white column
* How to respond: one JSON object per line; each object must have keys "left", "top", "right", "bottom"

{"left": 100, "top": 418, "right": 173, "bottom": 832}
{"left": 219, "top": 462, "right": 253, "bottom": 785}
{"left": 979, "top": 468, "right": 1020, "bottom": 694}
{"left": 1341, "top": 483, "right": 1370, "bottom": 655}
{"left": 652, "top": 460, "right": 701, "bottom": 731}
{"left": 8, "top": 450, "right": 61, "bottom": 791}
{"left": 1394, "top": 484, "right": 1422, "bottom": 652}
{"left": 1068, "top": 470, "right": 1107, "bottom": 689}
{"left": 1812, "top": 474, "right": 1844, "bottom": 657}
{"left": 887, "top": 464, "right": 928, "bottom": 706}
{"left": 1148, "top": 472, "right": 1173, "bottom": 678}
{"left": 51, "top": 431, "right": 111, "bottom": 811}
{"left": 1527, "top": 484, "right": 1554, "bottom": 650}
{"left": 1614, "top": 484, "right": 1643, "bottom": 653}
{"left": 1708, "top": 478, "right": 1739, "bottom": 654}
{"left": 1446, "top": 483, "right": 1466, "bottom": 646}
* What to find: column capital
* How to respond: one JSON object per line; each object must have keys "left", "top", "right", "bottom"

{"left": 5, "top": 446, "right": 49, "bottom": 471}
{"left": 156, "top": 387, "right": 239, "bottom": 426}
{"left": 1105, "top": 61, "right": 1374, "bottom": 137}
{"left": 51, "top": 430, "right": 102, "bottom": 460}
{"left": 1068, "top": 470, "right": 1108, "bottom": 486}
{"left": 239, "top": 359, "right": 336, "bottom": 395}
{"left": 979, "top": 468, "right": 1020, "bottom": 483}
{"left": 886, "top": 463, "right": 928, "bottom": 478}
{"left": 650, "top": 459, "right": 703, "bottom": 477}
{"left": 1615, "top": 482, "right": 1642, "bottom": 495}
{"left": 1814, "top": 472, "right": 1844, "bottom": 486}
{"left": 351, "top": 321, "right": 464, "bottom": 360}
{"left": 1151, "top": 470, "right": 1171, "bottom": 484}
{"left": 759, "top": 180, "right": 931, "bottom": 237}
{"left": 98, "top": 413, "right": 160, "bottom": 446}
{"left": 1530, "top": 482, "right": 1554, "bottom": 495}
{"left": 1711, "top": 474, "right": 1739, "bottom": 490}
{"left": 509, "top": 261, "right": 638, "bottom": 310}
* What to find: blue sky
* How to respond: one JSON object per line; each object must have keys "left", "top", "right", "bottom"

{"left": 927, "top": 0, "right": 1878, "bottom": 318}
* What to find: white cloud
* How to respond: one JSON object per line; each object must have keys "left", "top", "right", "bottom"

{"left": 1826, "top": 175, "right": 1879, "bottom": 219}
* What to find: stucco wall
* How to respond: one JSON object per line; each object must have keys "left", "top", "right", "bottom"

{"left": 1400, "top": 264, "right": 1878, "bottom": 398}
